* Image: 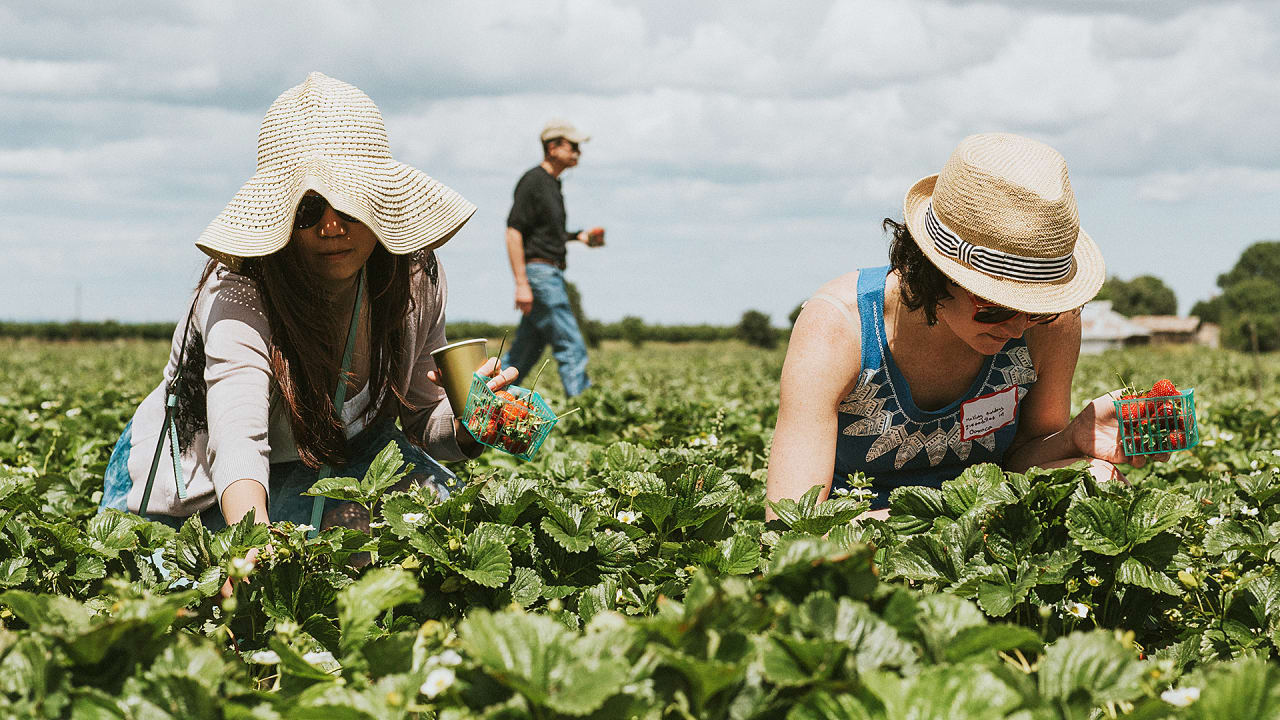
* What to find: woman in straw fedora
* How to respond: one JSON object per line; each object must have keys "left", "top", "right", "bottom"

{"left": 99, "top": 73, "right": 517, "bottom": 553}
{"left": 767, "top": 133, "right": 1164, "bottom": 520}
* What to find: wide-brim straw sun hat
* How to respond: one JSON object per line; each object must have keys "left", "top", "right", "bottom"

{"left": 902, "top": 132, "right": 1104, "bottom": 314}
{"left": 196, "top": 72, "right": 476, "bottom": 269}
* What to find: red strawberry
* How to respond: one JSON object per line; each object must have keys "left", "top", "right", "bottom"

{"left": 1120, "top": 394, "right": 1142, "bottom": 421}
{"left": 1167, "top": 430, "right": 1187, "bottom": 449}
{"left": 1150, "top": 379, "right": 1178, "bottom": 398}
{"left": 501, "top": 399, "right": 530, "bottom": 424}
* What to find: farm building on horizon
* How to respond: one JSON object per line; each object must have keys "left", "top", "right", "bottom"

{"left": 1080, "top": 301, "right": 1219, "bottom": 354}
{"left": 1080, "top": 301, "right": 1151, "bottom": 354}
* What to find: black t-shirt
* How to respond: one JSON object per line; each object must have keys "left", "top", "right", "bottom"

{"left": 506, "top": 165, "right": 578, "bottom": 268}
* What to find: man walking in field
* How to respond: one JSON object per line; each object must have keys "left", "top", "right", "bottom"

{"left": 503, "top": 119, "right": 603, "bottom": 397}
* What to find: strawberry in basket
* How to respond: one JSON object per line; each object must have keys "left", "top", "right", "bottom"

{"left": 1115, "top": 377, "right": 1197, "bottom": 454}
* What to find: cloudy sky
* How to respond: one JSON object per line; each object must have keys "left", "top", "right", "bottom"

{"left": 3, "top": 0, "right": 1278, "bottom": 326}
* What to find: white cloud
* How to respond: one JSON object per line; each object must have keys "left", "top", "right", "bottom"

{"left": 1, "top": 0, "right": 1278, "bottom": 322}
{"left": 1136, "top": 166, "right": 1280, "bottom": 204}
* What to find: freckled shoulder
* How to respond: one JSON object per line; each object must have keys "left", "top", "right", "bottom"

{"left": 813, "top": 272, "right": 861, "bottom": 309}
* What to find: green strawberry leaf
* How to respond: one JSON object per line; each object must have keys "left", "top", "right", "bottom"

{"left": 1126, "top": 488, "right": 1196, "bottom": 546}
{"left": 1067, "top": 495, "right": 1128, "bottom": 555}
{"left": 1037, "top": 630, "right": 1147, "bottom": 706}
{"left": 715, "top": 534, "right": 761, "bottom": 575}
{"left": 460, "top": 523, "right": 513, "bottom": 588}
{"left": 540, "top": 502, "right": 598, "bottom": 554}
{"left": 336, "top": 568, "right": 423, "bottom": 656}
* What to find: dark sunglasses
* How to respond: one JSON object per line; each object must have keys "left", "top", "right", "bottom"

{"left": 968, "top": 291, "right": 1060, "bottom": 325}
{"left": 294, "top": 195, "right": 361, "bottom": 230}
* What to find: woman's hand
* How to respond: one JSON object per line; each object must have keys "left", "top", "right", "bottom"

{"left": 221, "top": 545, "right": 261, "bottom": 599}
{"left": 426, "top": 356, "right": 519, "bottom": 392}
{"left": 430, "top": 357, "right": 519, "bottom": 453}
{"left": 1069, "top": 390, "right": 1171, "bottom": 469}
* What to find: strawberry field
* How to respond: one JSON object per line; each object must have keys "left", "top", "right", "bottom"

{"left": 3, "top": 337, "right": 1280, "bottom": 718}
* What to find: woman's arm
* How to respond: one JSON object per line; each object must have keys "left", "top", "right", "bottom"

{"left": 202, "top": 273, "right": 276, "bottom": 522}
{"left": 765, "top": 294, "right": 862, "bottom": 520}
{"left": 221, "top": 478, "right": 269, "bottom": 526}
{"left": 1003, "top": 311, "right": 1082, "bottom": 472}
{"left": 1004, "top": 312, "right": 1161, "bottom": 479}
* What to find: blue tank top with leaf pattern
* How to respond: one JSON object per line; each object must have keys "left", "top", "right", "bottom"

{"left": 830, "top": 266, "right": 1037, "bottom": 506}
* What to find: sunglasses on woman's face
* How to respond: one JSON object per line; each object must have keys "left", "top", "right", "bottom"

{"left": 968, "top": 291, "right": 1060, "bottom": 325}
{"left": 294, "top": 195, "right": 361, "bottom": 230}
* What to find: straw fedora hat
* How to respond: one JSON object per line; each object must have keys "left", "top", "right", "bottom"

{"left": 903, "top": 133, "right": 1104, "bottom": 314}
{"left": 196, "top": 72, "right": 476, "bottom": 269}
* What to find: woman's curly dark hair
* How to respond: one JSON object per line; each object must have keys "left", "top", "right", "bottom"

{"left": 885, "top": 218, "right": 954, "bottom": 326}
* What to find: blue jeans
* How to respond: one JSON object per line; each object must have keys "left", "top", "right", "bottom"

{"left": 505, "top": 262, "right": 591, "bottom": 397}
{"left": 100, "top": 418, "right": 456, "bottom": 530}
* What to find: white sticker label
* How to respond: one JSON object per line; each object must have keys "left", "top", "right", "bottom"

{"left": 960, "top": 386, "right": 1018, "bottom": 441}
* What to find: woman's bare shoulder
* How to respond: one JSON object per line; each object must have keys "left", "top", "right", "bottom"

{"left": 813, "top": 272, "right": 862, "bottom": 306}
{"left": 786, "top": 272, "right": 864, "bottom": 398}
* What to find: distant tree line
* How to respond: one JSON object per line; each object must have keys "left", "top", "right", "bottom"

{"left": 1, "top": 281, "right": 786, "bottom": 349}
{"left": 11, "top": 247, "right": 1279, "bottom": 353}
{"left": 1095, "top": 275, "right": 1178, "bottom": 317}
{"left": 1074, "top": 241, "right": 1280, "bottom": 353}
{"left": 1, "top": 317, "right": 780, "bottom": 347}
{"left": 1191, "top": 241, "right": 1280, "bottom": 353}
{"left": 0, "top": 321, "right": 178, "bottom": 341}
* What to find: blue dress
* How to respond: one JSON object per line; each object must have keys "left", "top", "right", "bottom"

{"left": 825, "top": 266, "right": 1038, "bottom": 508}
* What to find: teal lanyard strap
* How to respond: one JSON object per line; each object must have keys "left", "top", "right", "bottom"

{"left": 308, "top": 266, "right": 366, "bottom": 538}
{"left": 139, "top": 297, "right": 199, "bottom": 516}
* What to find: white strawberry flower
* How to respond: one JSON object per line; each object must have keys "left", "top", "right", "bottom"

{"left": 370, "top": 520, "right": 386, "bottom": 529}
{"left": 434, "top": 649, "right": 463, "bottom": 667}
{"left": 248, "top": 650, "right": 281, "bottom": 665}
{"left": 40, "top": 400, "right": 59, "bottom": 410}
{"left": 295, "top": 524, "right": 316, "bottom": 533}
{"left": 65, "top": 407, "right": 82, "bottom": 418}
{"left": 229, "top": 557, "right": 256, "bottom": 577}
{"left": 1161, "top": 686, "right": 1201, "bottom": 707}
{"left": 616, "top": 510, "right": 640, "bottom": 524}
{"left": 1242, "top": 506, "right": 1259, "bottom": 517}
{"left": 303, "top": 650, "right": 334, "bottom": 663}
{"left": 1272, "top": 449, "right": 1280, "bottom": 457}
{"left": 402, "top": 512, "right": 426, "bottom": 524}
{"left": 833, "top": 487, "right": 850, "bottom": 496}
{"left": 850, "top": 487, "right": 875, "bottom": 499}
{"left": 1067, "top": 602, "right": 1090, "bottom": 619}
{"left": 1220, "top": 431, "right": 1236, "bottom": 441}
{"left": 420, "top": 667, "right": 455, "bottom": 698}
{"left": 1207, "top": 516, "right": 1225, "bottom": 526}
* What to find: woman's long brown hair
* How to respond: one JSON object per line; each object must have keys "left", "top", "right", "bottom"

{"left": 195, "top": 244, "right": 426, "bottom": 469}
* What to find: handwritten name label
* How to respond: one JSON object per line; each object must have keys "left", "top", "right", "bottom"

{"left": 960, "top": 386, "right": 1018, "bottom": 441}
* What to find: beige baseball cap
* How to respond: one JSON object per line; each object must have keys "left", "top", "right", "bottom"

{"left": 539, "top": 119, "right": 590, "bottom": 144}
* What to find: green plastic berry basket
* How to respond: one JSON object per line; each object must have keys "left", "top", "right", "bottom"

{"left": 1114, "top": 388, "right": 1199, "bottom": 456}
{"left": 461, "top": 372, "right": 558, "bottom": 460}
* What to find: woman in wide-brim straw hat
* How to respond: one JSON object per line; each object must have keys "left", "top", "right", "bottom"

{"left": 767, "top": 133, "right": 1166, "bottom": 520}
{"left": 99, "top": 72, "right": 517, "bottom": 567}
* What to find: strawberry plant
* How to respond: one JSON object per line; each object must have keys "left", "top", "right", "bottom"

{"left": 3, "top": 338, "right": 1280, "bottom": 716}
